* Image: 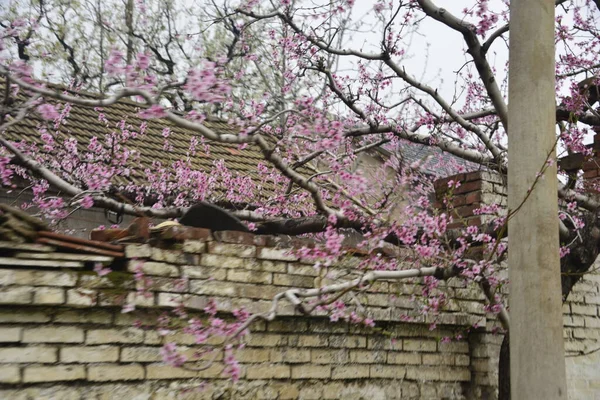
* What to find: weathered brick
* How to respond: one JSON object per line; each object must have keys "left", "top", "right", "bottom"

{"left": 287, "top": 263, "right": 319, "bottom": 276}
{"left": 33, "top": 287, "right": 65, "bottom": 304}
{"left": 0, "top": 270, "right": 77, "bottom": 287}
{"left": 236, "top": 348, "right": 270, "bottom": 363}
{"left": 329, "top": 335, "right": 366, "bottom": 348}
{"left": 66, "top": 288, "right": 97, "bottom": 306}
{"left": 86, "top": 328, "right": 144, "bottom": 344}
{"left": 227, "top": 269, "right": 272, "bottom": 284}
{"left": 127, "top": 260, "right": 179, "bottom": 277}
{"left": 88, "top": 364, "right": 144, "bottom": 381}
{"left": 387, "top": 351, "right": 421, "bottom": 365}
{"left": 349, "top": 349, "right": 386, "bottom": 363}
{"left": 182, "top": 240, "right": 206, "bottom": 253}
{"left": 370, "top": 365, "right": 406, "bottom": 379}
{"left": 0, "top": 286, "right": 33, "bottom": 304}
{"left": 273, "top": 273, "right": 314, "bottom": 288}
{"left": 403, "top": 339, "right": 437, "bottom": 352}
{"left": 0, "top": 310, "right": 50, "bottom": 323}
{"left": 423, "top": 353, "right": 456, "bottom": 365}
{"left": 246, "top": 364, "right": 290, "bottom": 379}
{"left": 23, "top": 365, "right": 85, "bottom": 383}
{"left": 54, "top": 310, "right": 112, "bottom": 324}
{"left": 125, "top": 244, "right": 151, "bottom": 258}
{"left": 405, "top": 366, "right": 441, "bottom": 380}
{"left": 270, "top": 348, "right": 311, "bottom": 363}
{"left": 138, "top": 276, "right": 188, "bottom": 293}
{"left": 61, "top": 346, "right": 120, "bottom": 363}
{"left": 209, "top": 242, "right": 256, "bottom": 257}
{"left": 146, "top": 363, "right": 198, "bottom": 379}
{"left": 258, "top": 247, "right": 298, "bottom": 261}
{"left": 23, "top": 327, "right": 84, "bottom": 343}
{"left": 182, "top": 265, "right": 227, "bottom": 280}
{"left": 156, "top": 293, "right": 183, "bottom": 308}
{"left": 438, "top": 341, "right": 469, "bottom": 353}
{"left": 0, "top": 366, "right": 20, "bottom": 383}
{"left": 0, "top": 346, "right": 57, "bottom": 363}
{"left": 331, "top": 365, "right": 370, "bottom": 379}
{"left": 291, "top": 334, "right": 328, "bottom": 347}
{"left": 244, "top": 333, "right": 287, "bottom": 348}
{"left": 439, "top": 367, "right": 471, "bottom": 381}
{"left": 0, "top": 327, "right": 22, "bottom": 342}
{"left": 201, "top": 254, "right": 245, "bottom": 269}
{"left": 150, "top": 247, "right": 191, "bottom": 264}
{"left": 291, "top": 365, "right": 331, "bottom": 379}
{"left": 121, "top": 346, "right": 162, "bottom": 362}
{"left": 311, "top": 349, "right": 349, "bottom": 364}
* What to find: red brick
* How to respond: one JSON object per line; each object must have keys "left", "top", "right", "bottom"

{"left": 465, "top": 191, "right": 482, "bottom": 205}
{"left": 455, "top": 180, "right": 482, "bottom": 194}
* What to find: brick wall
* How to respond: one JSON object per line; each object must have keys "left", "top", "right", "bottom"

{"left": 434, "top": 170, "right": 600, "bottom": 400}
{"left": 0, "top": 228, "right": 494, "bottom": 399}
{"left": 0, "top": 178, "right": 598, "bottom": 398}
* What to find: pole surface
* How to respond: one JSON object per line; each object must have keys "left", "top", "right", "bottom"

{"left": 508, "top": 0, "right": 568, "bottom": 399}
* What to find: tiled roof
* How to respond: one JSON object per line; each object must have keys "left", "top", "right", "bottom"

{"left": 3, "top": 84, "right": 294, "bottom": 207}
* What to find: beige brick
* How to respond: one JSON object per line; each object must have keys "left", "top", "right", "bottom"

{"left": 150, "top": 247, "right": 189, "bottom": 264}
{"left": 349, "top": 350, "right": 386, "bottom": 363}
{"left": 86, "top": 328, "right": 144, "bottom": 344}
{"left": 291, "top": 365, "right": 331, "bottom": 379}
{"left": 438, "top": 341, "right": 469, "bottom": 353}
{"left": 201, "top": 254, "right": 245, "bottom": 269}
{"left": 370, "top": 365, "right": 406, "bottom": 379}
{"left": 197, "top": 362, "right": 230, "bottom": 379}
{"left": 66, "top": 288, "right": 97, "bottom": 306}
{"left": 0, "top": 270, "right": 77, "bottom": 287}
{"left": 387, "top": 351, "right": 421, "bottom": 365}
{"left": 455, "top": 354, "right": 470, "bottom": 366}
{"left": 88, "top": 364, "right": 144, "bottom": 381}
{"left": 121, "top": 346, "right": 162, "bottom": 362}
{"left": 258, "top": 247, "right": 298, "bottom": 261}
{"left": 0, "top": 346, "right": 57, "bottom": 363}
{"left": 0, "top": 366, "right": 20, "bottom": 383}
{"left": 156, "top": 293, "right": 183, "bottom": 307}
{"left": 287, "top": 263, "right": 319, "bottom": 276}
{"left": 23, "top": 365, "right": 85, "bottom": 383}
{"left": 331, "top": 365, "right": 370, "bottom": 379}
{"left": 127, "top": 261, "right": 179, "bottom": 277}
{"left": 33, "top": 287, "right": 65, "bottom": 304}
{"left": 405, "top": 366, "right": 441, "bottom": 380}
{"left": 423, "top": 353, "right": 455, "bottom": 365}
{"left": 0, "top": 310, "right": 50, "bottom": 323}
{"left": 403, "top": 339, "right": 437, "bottom": 352}
{"left": 439, "top": 368, "right": 471, "bottom": 381}
{"left": 329, "top": 335, "right": 366, "bottom": 348}
{"left": 125, "top": 244, "right": 151, "bottom": 258}
{"left": 246, "top": 364, "right": 290, "bottom": 379}
{"left": 278, "top": 384, "right": 300, "bottom": 399}
{"left": 246, "top": 333, "right": 287, "bottom": 347}
{"left": 236, "top": 348, "right": 270, "bottom": 363}
{"left": 182, "top": 265, "right": 227, "bottom": 280}
{"left": 311, "top": 349, "right": 349, "bottom": 364}
{"left": 146, "top": 363, "right": 198, "bottom": 379}
{"left": 273, "top": 273, "right": 313, "bottom": 288}
{"left": 0, "top": 286, "right": 33, "bottom": 304}
{"left": 270, "top": 348, "right": 311, "bottom": 363}
{"left": 54, "top": 310, "right": 112, "bottom": 324}
{"left": 0, "top": 327, "right": 21, "bottom": 342}
{"left": 139, "top": 277, "right": 188, "bottom": 293}
{"left": 227, "top": 269, "right": 272, "bottom": 284}
{"left": 182, "top": 240, "right": 207, "bottom": 253}
{"left": 209, "top": 242, "right": 256, "bottom": 257}
{"left": 61, "top": 346, "right": 119, "bottom": 363}
{"left": 255, "top": 260, "right": 287, "bottom": 273}
{"left": 23, "top": 327, "right": 84, "bottom": 343}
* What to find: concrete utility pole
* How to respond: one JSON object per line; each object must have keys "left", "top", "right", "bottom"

{"left": 508, "top": 0, "right": 568, "bottom": 399}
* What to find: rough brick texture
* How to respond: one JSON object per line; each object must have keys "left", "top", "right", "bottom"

{"left": 0, "top": 226, "right": 598, "bottom": 399}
